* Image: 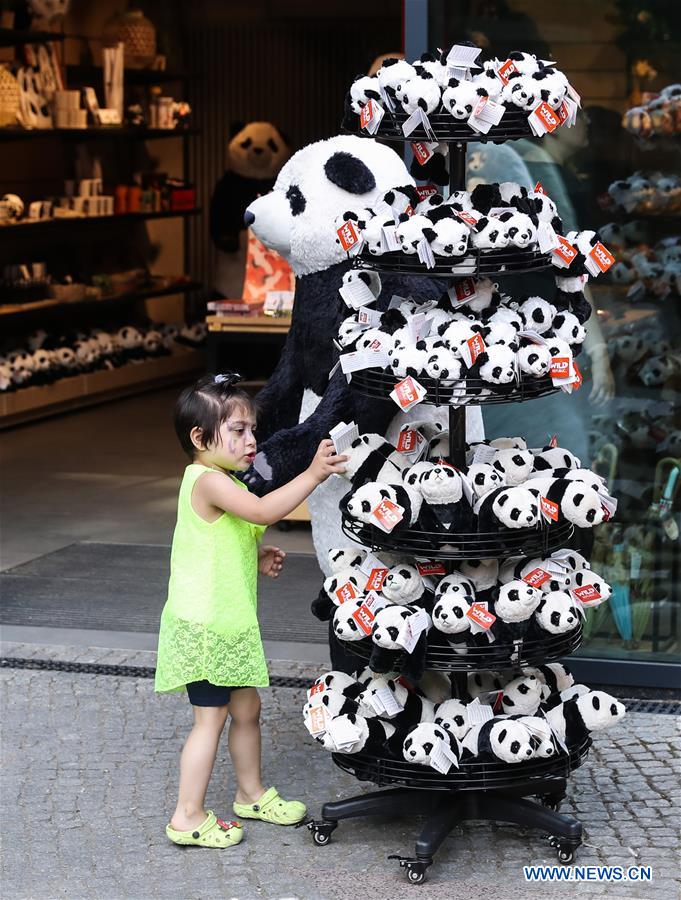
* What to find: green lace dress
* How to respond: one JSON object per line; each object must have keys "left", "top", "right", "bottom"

{"left": 155, "top": 464, "right": 269, "bottom": 693}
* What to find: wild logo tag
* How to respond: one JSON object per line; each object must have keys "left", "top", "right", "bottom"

{"left": 589, "top": 242, "right": 615, "bottom": 273}
{"left": 550, "top": 356, "right": 571, "bottom": 379}
{"left": 391, "top": 375, "right": 426, "bottom": 411}
{"left": 467, "top": 603, "right": 496, "bottom": 630}
{"left": 365, "top": 567, "right": 389, "bottom": 591}
{"left": 372, "top": 498, "right": 405, "bottom": 532}
{"left": 335, "top": 581, "right": 358, "bottom": 604}
{"left": 496, "top": 58, "right": 519, "bottom": 84}
{"left": 411, "top": 141, "right": 435, "bottom": 165}
{"left": 397, "top": 428, "right": 419, "bottom": 453}
{"left": 540, "top": 496, "right": 560, "bottom": 522}
{"left": 336, "top": 219, "right": 360, "bottom": 252}
{"left": 416, "top": 561, "right": 447, "bottom": 577}
{"left": 523, "top": 567, "right": 551, "bottom": 588}
{"left": 552, "top": 236, "right": 578, "bottom": 267}
{"left": 416, "top": 183, "right": 438, "bottom": 201}
{"left": 572, "top": 584, "right": 602, "bottom": 606}
{"left": 352, "top": 602, "right": 376, "bottom": 636}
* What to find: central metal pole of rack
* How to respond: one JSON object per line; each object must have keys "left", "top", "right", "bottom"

{"left": 447, "top": 141, "right": 469, "bottom": 471}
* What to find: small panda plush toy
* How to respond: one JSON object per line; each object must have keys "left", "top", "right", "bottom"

{"left": 491, "top": 580, "right": 542, "bottom": 641}
{"left": 541, "top": 683, "right": 591, "bottom": 712}
{"left": 422, "top": 212, "right": 470, "bottom": 257}
{"left": 497, "top": 210, "right": 538, "bottom": 249}
{"left": 395, "top": 69, "right": 442, "bottom": 116}
{"left": 424, "top": 341, "right": 463, "bottom": 383}
{"left": 470, "top": 345, "right": 517, "bottom": 395}
{"left": 382, "top": 564, "right": 433, "bottom": 609}
{"left": 332, "top": 598, "right": 368, "bottom": 642}
{"left": 504, "top": 713, "right": 557, "bottom": 758}
{"left": 531, "top": 68, "right": 568, "bottom": 109}
{"left": 313, "top": 669, "right": 365, "bottom": 700}
{"left": 370, "top": 604, "right": 430, "bottom": 682}
{"left": 500, "top": 674, "right": 543, "bottom": 716}
{"left": 442, "top": 78, "right": 489, "bottom": 119}
{"left": 311, "top": 565, "right": 365, "bottom": 621}
{"left": 339, "top": 268, "right": 382, "bottom": 308}
{"left": 328, "top": 547, "right": 367, "bottom": 573}
{"left": 467, "top": 462, "right": 504, "bottom": 500}
{"left": 402, "top": 722, "right": 461, "bottom": 768}
{"left": 341, "top": 433, "right": 406, "bottom": 488}
{"left": 304, "top": 689, "right": 360, "bottom": 721}
{"left": 470, "top": 216, "right": 510, "bottom": 251}
{"left": 326, "top": 712, "right": 400, "bottom": 756}
{"left": 532, "top": 446, "right": 581, "bottom": 471}
{"left": 377, "top": 185, "right": 421, "bottom": 217}
{"left": 526, "top": 190, "right": 563, "bottom": 233}
{"left": 571, "top": 568, "right": 612, "bottom": 605}
{"left": 518, "top": 296, "right": 556, "bottom": 334}
{"left": 492, "top": 448, "right": 534, "bottom": 486}
{"left": 460, "top": 558, "right": 499, "bottom": 591}
{"left": 517, "top": 340, "right": 552, "bottom": 378}
{"left": 348, "top": 74, "right": 381, "bottom": 115}
{"left": 436, "top": 571, "right": 477, "bottom": 601}
{"left": 468, "top": 670, "right": 504, "bottom": 699}
{"left": 462, "top": 718, "right": 534, "bottom": 764}
{"left": 387, "top": 341, "right": 429, "bottom": 380}
{"left": 341, "top": 481, "right": 417, "bottom": 530}
{"left": 338, "top": 315, "right": 366, "bottom": 349}
{"left": 523, "top": 662, "right": 574, "bottom": 700}
{"left": 534, "top": 591, "right": 580, "bottom": 635}
{"left": 377, "top": 58, "right": 417, "bottom": 109}
{"left": 551, "top": 311, "right": 586, "bottom": 347}
{"left": 502, "top": 72, "right": 539, "bottom": 111}
{"left": 356, "top": 677, "right": 435, "bottom": 731}
{"left": 362, "top": 213, "right": 396, "bottom": 256}
{"left": 431, "top": 592, "right": 472, "bottom": 652}
{"left": 419, "top": 463, "right": 472, "bottom": 532}
{"left": 545, "top": 691, "right": 626, "bottom": 748}
{"left": 476, "top": 485, "right": 541, "bottom": 532}
{"left": 529, "top": 477, "right": 605, "bottom": 528}
{"left": 433, "top": 699, "right": 470, "bottom": 741}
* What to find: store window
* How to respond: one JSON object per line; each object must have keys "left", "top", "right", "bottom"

{"left": 424, "top": 1, "right": 681, "bottom": 669}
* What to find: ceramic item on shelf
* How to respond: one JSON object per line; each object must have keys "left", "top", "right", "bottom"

{"left": 0, "top": 65, "right": 20, "bottom": 128}
{"left": 104, "top": 9, "right": 157, "bottom": 69}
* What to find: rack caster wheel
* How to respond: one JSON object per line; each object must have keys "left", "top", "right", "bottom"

{"left": 557, "top": 846, "right": 577, "bottom": 865}
{"left": 539, "top": 793, "right": 565, "bottom": 812}
{"left": 389, "top": 855, "right": 431, "bottom": 885}
{"left": 308, "top": 820, "right": 337, "bottom": 846}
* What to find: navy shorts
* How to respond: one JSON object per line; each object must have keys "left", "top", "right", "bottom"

{"left": 186, "top": 680, "right": 249, "bottom": 707}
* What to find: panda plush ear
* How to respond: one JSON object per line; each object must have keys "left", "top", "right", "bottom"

{"left": 422, "top": 227, "right": 438, "bottom": 244}
{"left": 498, "top": 211, "right": 514, "bottom": 222}
{"left": 476, "top": 87, "right": 489, "bottom": 98}
{"left": 448, "top": 77, "right": 460, "bottom": 87}
{"left": 324, "top": 152, "right": 377, "bottom": 195}
{"left": 474, "top": 216, "right": 490, "bottom": 233}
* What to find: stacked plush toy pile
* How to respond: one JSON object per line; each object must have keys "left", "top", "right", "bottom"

{"left": 336, "top": 429, "right": 614, "bottom": 541}
{"left": 345, "top": 47, "right": 579, "bottom": 135}
{"left": 0, "top": 321, "right": 206, "bottom": 392}
{"left": 623, "top": 84, "right": 681, "bottom": 139}
{"left": 304, "top": 663, "right": 625, "bottom": 771}
{"left": 602, "top": 226, "right": 680, "bottom": 299}
{"left": 603, "top": 171, "right": 681, "bottom": 216}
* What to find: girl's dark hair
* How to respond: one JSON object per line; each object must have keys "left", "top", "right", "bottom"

{"left": 174, "top": 373, "right": 257, "bottom": 459}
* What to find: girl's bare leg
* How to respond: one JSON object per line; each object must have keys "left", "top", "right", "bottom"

{"left": 227, "top": 688, "right": 266, "bottom": 804}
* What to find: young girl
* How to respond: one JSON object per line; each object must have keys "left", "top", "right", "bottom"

{"left": 155, "top": 372, "right": 347, "bottom": 848}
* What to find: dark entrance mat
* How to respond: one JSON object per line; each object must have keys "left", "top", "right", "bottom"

{"left": 0, "top": 542, "right": 328, "bottom": 643}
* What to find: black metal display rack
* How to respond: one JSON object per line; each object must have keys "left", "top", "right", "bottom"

{"left": 307, "top": 123, "right": 594, "bottom": 884}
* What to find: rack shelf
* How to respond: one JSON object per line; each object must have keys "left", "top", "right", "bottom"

{"left": 65, "top": 64, "right": 193, "bottom": 86}
{"left": 0, "top": 27, "right": 64, "bottom": 47}
{"left": 0, "top": 279, "right": 202, "bottom": 317}
{"left": 0, "top": 209, "right": 201, "bottom": 242}
{"left": 0, "top": 127, "right": 198, "bottom": 142}
{"left": 352, "top": 245, "right": 552, "bottom": 279}
{"left": 0, "top": 345, "right": 203, "bottom": 428}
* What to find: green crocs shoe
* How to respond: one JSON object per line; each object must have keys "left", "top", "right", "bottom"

{"left": 233, "top": 787, "right": 306, "bottom": 825}
{"left": 166, "top": 810, "right": 244, "bottom": 848}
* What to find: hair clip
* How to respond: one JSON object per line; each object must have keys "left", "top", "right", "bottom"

{"left": 214, "top": 372, "right": 243, "bottom": 386}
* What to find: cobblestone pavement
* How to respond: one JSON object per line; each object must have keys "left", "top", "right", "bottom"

{"left": 1, "top": 643, "right": 680, "bottom": 900}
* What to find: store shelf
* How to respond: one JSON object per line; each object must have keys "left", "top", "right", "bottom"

{"left": 206, "top": 314, "right": 292, "bottom": 334}
{"left": 0, "top": 126, "right": 199, "bottom": 142}
{"left": 0, "top": 346, "right": 204, "bottom": 428}
{"left": 0, "top": 280, "right": 202, "bottom": 317}
{"left": 352, "top": 246, "right": 552, "bottom": 279}
{"left": 0, "top": 209, "right": 201, "bottom": 242}
{"left": 65, "top": 64, "right": 193, "bottom": 86}
{"left": 0, "top": 27, "right": 64, "bottom": 47}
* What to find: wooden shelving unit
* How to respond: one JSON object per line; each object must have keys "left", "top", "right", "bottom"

{"left": 0, "top": 209, "right": 201, "bottom": 241}
{"left": 206, "top": 314, "right": 292, "bottom": 334}
{"left": 0, "top": 126, "right": 199, "bottom": 142}
{"left": 0, "top": 27, "right": 64, "bottom": 47}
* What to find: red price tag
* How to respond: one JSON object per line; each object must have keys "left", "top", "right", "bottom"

{"left": 416, "top": 561, "right": 446, "bottom": 577}
{"left": 550, "top": 357, "right": 571, "bottom": 379}
{"left": 309, "top": 706, "right": 326, "bottom": 734}
{"left": 467, "top": 603, "right": 497, "bottom": 630}
{"left": 497, "top": 59, "right": 519, "bottom": 84}
{"left": 309, "top": 681, "right": 325, "bottom": 696}
{"left": 352, "top": 603, "right": 376, "bottom": 636}
{"left": 523, "top": 567, "right": 551, "bottom": 588}
{"left": 394, "top": 376, "right": 420, "bottom": 409}
{"left": 573, "top": 361, "right": 583, "bottom": 391}
{"left": 553, "top": 236, "right": 577, "bottom": 266}
{"left": 453, "top": 277, "right": 477, "bottom": 302}
{"left": 534, "top": 181, "right": 545, "bottom": 194}
{"left": 335, "top": 581, "right": 358, "bottom": 604}
{"left": 541, "top": 496, "right": 560, "bottom": 522}
{"left": 573, "top": 584, "right": 602, "bottom": 604}
{"left": 416, "top": 183, "right": 438, "bottom": 201}
{"left": 601, "top": 504, "right": 612, "bottom": 522}
{"left": 404, "top": 203, "right": 414, "bottom": 217}
{"left": 372, "top": 498, "right": 404, "bottom": 531}
{"left": 411, "top": 141, "right": 434, "bottom": 165}
{"left": 360, "top": 99, "right": 376, "bottom": 130}
{"left": 533, "top": 101, "right": 560, "bottom": 132}
{"left": 455, "top": 210, "right": 479, "bottom": 227}
{"left": 337, "top": 219, "right": 360, "bottom": 251}
{"left": 397, "top": 429, "right": 419, "bottom": 453}
{"left": 472, "top": 95, "right": 488, "bottom": 116}
{"left": 589, "top": 242, "right": 615, "bottom": 273}
{"left": 491, "top": 690, "right": 504, "bottom": 714}
{"left": 549, "top": 434, "right": 558, "bottom": 448}
{"left": 467, "top": 332, "right": 486, "bottom": 364}
{"left": 365, "top": 567, "right": 389, "bottom": 591}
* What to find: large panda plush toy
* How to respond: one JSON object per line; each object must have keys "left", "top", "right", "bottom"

{"left": 243, "top": 134, "right": 485, "bottom": 573}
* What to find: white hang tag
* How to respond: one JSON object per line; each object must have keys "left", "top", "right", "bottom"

{"left": 363, "top": 589, "right": 388, "bottom": 614}
{"left": 446, "top": 43, "right": 482, "bottom": 69}
{"left": 447, "top": 65, "right": 470, "bottom": 81}
{"left": 375, "top": 686, "right": 404, "bottom": 717}
{"left": 359, "top": 98, "right": 385, "bottom": 135}
{"left": 600, "top": 492, "right": 618, "bottom": 521}
{"left": 537, "top": 221, "right": 560, "bottom": 253}
{"left": 381, "top": 225, "right": 401, "bottom": 252}
{"left": 468, "top": 96, "right": 505, "bottom": 133}
{"left": 328, "top": 359, "right": 341, "bottom": 381}
{"left": 401, "top": 107, "right": 436, "bottom": 140}
{"left": 472, "top": 443, "right": 497, "bottom": 466}
{"left": 417, "top": 238, "right": 436, "bottom": 269}
{"left": 357, "top": 306, "right": 382, "bottom": 327}
{"left": 388, "top": 294, "right": 406, "bottom": 309}
{"left": 396, "top": 608, "right": 431, "bottom": 652}
{"left": 517, "top": 330, "right": 549, "bottom": 347}
{"left": 305, "top": 704, "right": 330, "bottom": 737}
{"left": 326, "top": 716, "right": 361, "bottom": 750}
{"left": 329, "top": 420, "right": 359, "bottom": 453}
{"left": 340, "top": 345, "right": 389, "bottom": 374}
{"left": 397, "top": 427, "right": 427, "bottom": 462}
{"left": 428, "top": 741, "right": 453, "bottom": 774}
{"left": 407, "top": 312, "right": 432, "bottom": 343}
{"left": 369, "top": 691, "right": 386, "bottom": 715}
{"left": 567, "top": 83, "right": 581, "bottom": 107}
{"left": 378, "top": 81, "right": 395, "bottom": 112}
{"left": 448, "top": 383, "right": 468, "bottom": 408}
{"left": 338, "top": 278, "right": 377, "bottom": 309}
{"left": 359, "top": 552, "right": 386, "bottom": 576}
{"left": 466, "top": 697, "right": 494, "bottom": 725}
{"left": 550, "top": 548, "right": 581, "bottom": 565}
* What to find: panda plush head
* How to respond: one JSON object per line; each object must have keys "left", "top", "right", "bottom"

{"left": 482, "top": 319, "right": 519, "bottom": 352}
{"left": 423, "top": 213, "right": 470, "bottom": 257}
{"left": 419, "top": 464, "right": 463, "bottom": 505}
{"left": 555, "top": 479, "right": 604, "bottom": 528}
{"left": 490, "top": 306, "right": 523, "bottom": 332}
{"left": 343, "top": 481, "right": 399, "bottom": 525}
{"left": 479, "top": 485, "right": 541, "bottom": 530}
{"left": 535, "top": 591, "right": 580, "bottom": 634}
{"left": 424, "top": 341, "right": 462, "bottom": 383}
{"left": 314, "top": 670, "right": 362, "bottom": 697}
{"left": 432, "top": 593, "right": 472, "bottom": 635}
{"left": 572, "top": 568, "right": 612, "bottom": 603}
{"left": 471, "top": 216, "right": 510, "bottom": 250}
{"left": 333, "top": 598, "right": 367, "bottom": 641}
{"left": 377, "top": 58, "right": 417, "bottom": 103}
{"left": 467, "top": 463, "right": 504, "bottom": 499}
{"left": 323, "top": 567, "right": 363, "bottom": 606}
{"left": 551, "top": 311, "right": 586, "bottom": 346}
{"left": 502, "top": 72, "right": 540, "bottom": 110}
{"left": 442, "top": 78, "right": 488, "bottom": 119}
{"left": 501, "top": 674, "right": 542, "bottom": 716}
{"left": 497, "top": 210, "right": 538, "bottom": 248}
{"left": 395, "top": 69, "right": 442, "bottom": 115}
{"left": 518, "top": 296, "right": 556, "bottom": 334}
{"left": 518, "top": 341, "right": 552, "bottom": 377}
{"left": 382, "top": 565, "right": 425, "bottom": 605}
{"left": 473, "top": 719, "right": 535, "bottom": 763}
{"left": 403, "top": 722, "right": 458, "bottom": 766}
{"left": 387, "top": 341, "right": 429, "bottom": 379}
{"left": 372, "top": 604, "right": 414, "bottom": 649}
{"left": 533, "top": 446, "right": 581, "bottom": 471}
{"left": 246, "top": 135, "right": 413, "bottom": 276}
{"left": 436, "top": 572, "right": 476, "bottom": 600}
{"left": 573, "top": 691, "right": 626, "bottom": 733}
{"left": 348, "top": 74, "right": 381, "bottom": 115}
{"left": 492, "top": 448, "right": 534, "bottom": 486}
{"left": 337, "top": 315, "right": 365, "bottom": 349}
{"left": 531, "top": 68, "right": 568, "bottom": 109}
{"left": 434, "top": 699, "right": 469, "bottom": 741}
{"left": 339, "top": 268, "right": 382, "bottom": 310}
{"left": 494, "top": 580, "right": 542, "bottom": 624}
{"left": 227, "top": 121, "right": 290, "bottom": 181}
{"left": 475, "top": 345, "right": 517, "bottom": 389}
{"left": 396, "top": 213, "right": 433, "bottom": 254}
{"left": 362, "top": 213, "right": 396, "bottom": 256}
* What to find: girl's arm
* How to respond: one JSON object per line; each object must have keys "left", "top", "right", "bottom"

{"left": 197, "top": 439, "right": 347, "bottom": 526}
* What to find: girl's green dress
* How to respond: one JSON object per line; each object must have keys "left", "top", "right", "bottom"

{"left": 155, "top": 464, "right": 269, "bottom": 693}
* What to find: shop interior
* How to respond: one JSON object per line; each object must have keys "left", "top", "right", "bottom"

{"left": 1, "top": 0, "right": 679, "bottom": 683}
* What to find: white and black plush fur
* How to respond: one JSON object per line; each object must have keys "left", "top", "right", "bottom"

{"left": 370, "top": 604, "right": 429, "bottom": 682}
{"left": 491, "top": 579, "right": 542, "bottom": 641}
{"left": 395, "top": 69, "right": 442, "bottom": 116}
{"left": 431, "top": 592, "right": 472, "bottom": 652}
{"left": 492, "top": 448, "right": 534, "bottom": 486}
{"left": 332, "top": 598, "right": 368, "bottom": 642}
{"left": 476, "top": 485, "right": 541, "bottom": 531}
{"left": 433, "top": 699, "right": 469, "bottom": 741}
{"left": 532, "top": 446, "right": 582, "bottom": 471}
{"left": 463, "top": 718, "right": 534, "bottom": 763}
{"left": 382, "top": 564, "right": 432, "bottom": 608}
{"left": 311, "top": 565, "right": 364, "bottom": 621}
{"left": 545, "top": 691, "right": 626, "bottom": 748}
{"left": 328, "top": 547, "right": 367, "bottom": 573}
{"left": 341, "top": 432, "right": 407, "bottom": 487}
{"left": 500, "top": 674, "right": 543, "bottom": 716}
{"left": 460, "top": 558, "right": 499, "bottom": 591}
{"left": 329, "top": 713, "right": 399, "bottom": 755}
{"left": 467, "top": 463, "right": 504, "bottom": 499}
{"left": 403, "top": 722, "right": 460, "bottom": 767}
{"left": 524, "top": 663, "right": 574, "bottom": 699}
{"left": 534, "top": 591, "right": 580, "bottom": 635}
{"left": 468, "top": 670, "right": 504, "bottom": 699}
{"left": 530, "top": 478, "right": 604, "bottom": 528}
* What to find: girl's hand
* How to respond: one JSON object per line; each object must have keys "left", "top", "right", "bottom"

{"left": 309, "top": 439, "right": 348, "bottom": 484}
{"left": 259, "top": 545, "right": 286, "bottom": 578}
